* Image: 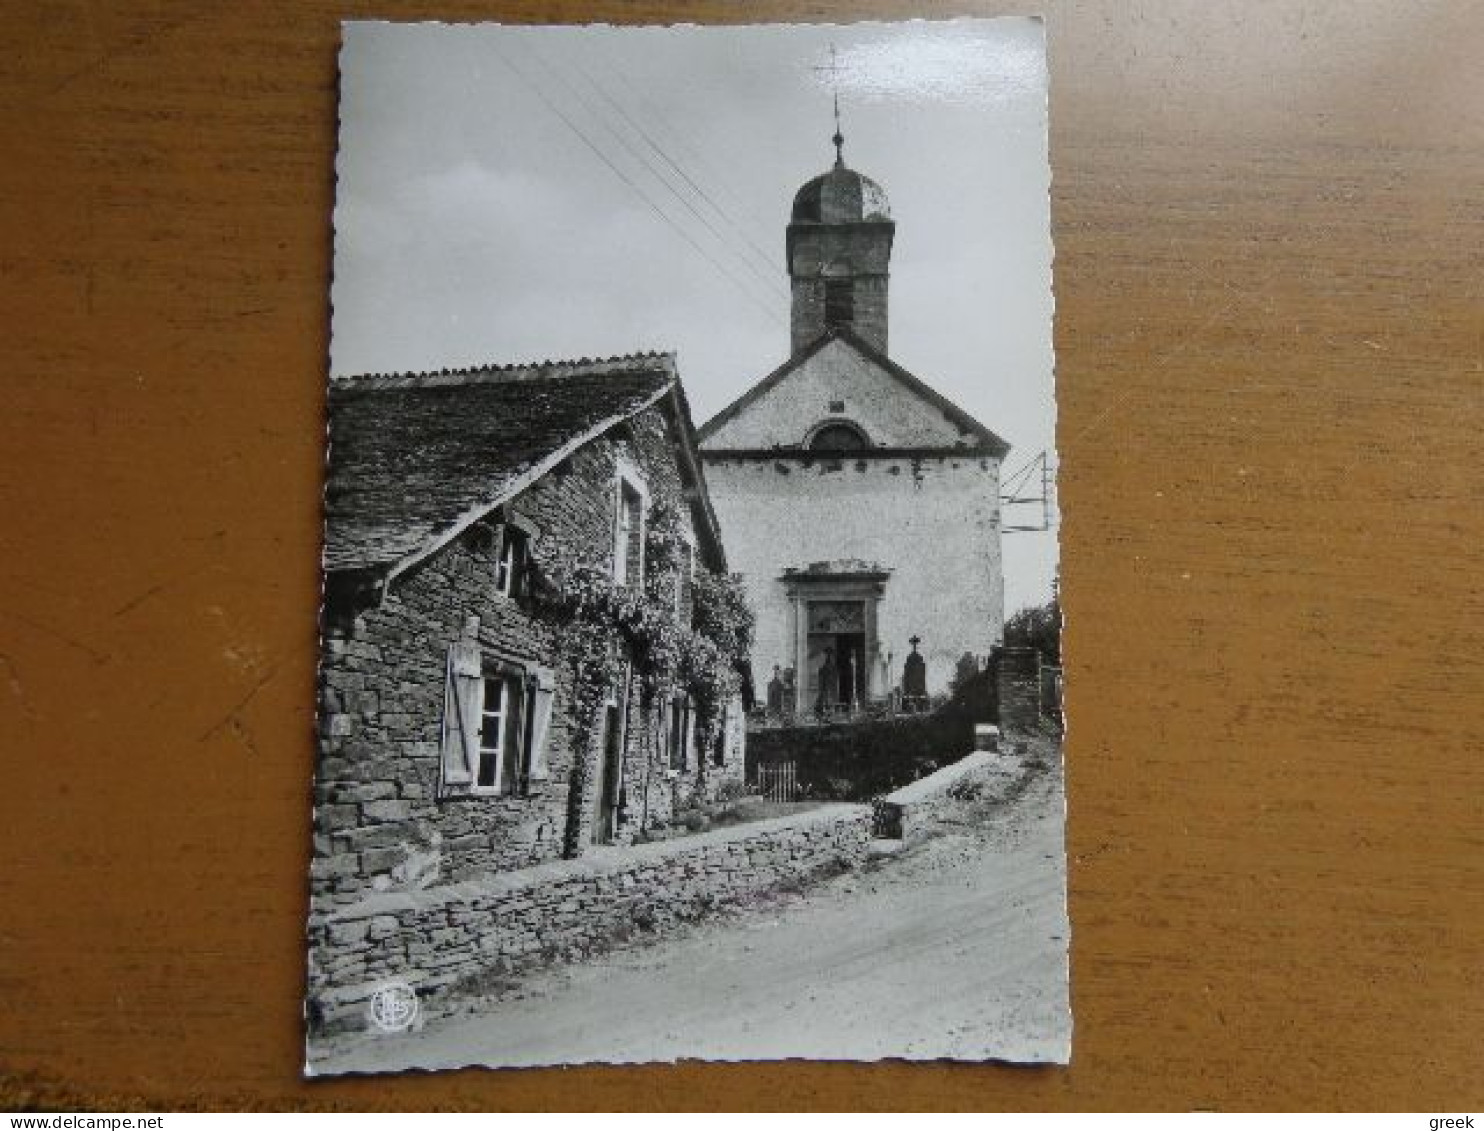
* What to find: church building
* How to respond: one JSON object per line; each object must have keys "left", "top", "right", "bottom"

{"left": 698, "top": 135, "right": 1010, "bottom": 710}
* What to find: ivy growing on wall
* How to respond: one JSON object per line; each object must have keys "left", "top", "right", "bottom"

{"left": 528, "top": 499, "right": 755, "bottom": 854}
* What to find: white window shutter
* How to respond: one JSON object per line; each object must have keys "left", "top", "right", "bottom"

{"left": 612, "top": 485, "right": 629, "bottom": 585}
{"left": 525, "top": 665, "right": 557, "bottom": 790}
{"left": 633, "top": 499, "right": 646, "bottom": 584}
{"left": 441, "top": 639, "right": 483, "bottom": 790}
{"left": 490, "top": 520, "right": 508, "bottom": 590}
{"left": 685, "top": 700, "right": 697, "bottom": 769}
{"left": 667, "top": 697, "right": 682, "bottom": 770}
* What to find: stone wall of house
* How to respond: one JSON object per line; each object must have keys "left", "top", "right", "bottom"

{"left": 307, "top": 802, "right": 872, "bottom": 1032}
{"left": 314, "top": 404, "right": 745, "bottom": 908}
{"left": 703, "top": 451, "right": 1003, "bottom": 700}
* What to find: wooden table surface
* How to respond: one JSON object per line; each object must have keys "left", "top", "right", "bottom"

{"left": 2, "top": 0, "right": 1480, "bottom": 1112}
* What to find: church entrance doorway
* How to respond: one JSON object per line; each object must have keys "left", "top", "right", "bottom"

{"left": 805, "top": 600, "right": 868, "bottom": 714}
{"left": 784, "top": 562, "right": 891, "bottom": 715}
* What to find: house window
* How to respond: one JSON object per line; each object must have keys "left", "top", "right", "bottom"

{"left": 476, "top": 672, "right": 523, "bottom": 790}
{"left": 613, "top": 472, "right": 646, "bottom": 587}
{"left": 824, "top": 279, "right": 854, "bottom": 329}
{"left": 442, "top": 639, "right": 556, "bottom": 798}
{"left": 495, "top": 526, "right": 528, "bottom": 598}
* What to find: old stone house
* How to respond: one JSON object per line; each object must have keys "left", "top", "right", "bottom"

{"left": 313, "top": 352, "right": 745, "bottom": 908}
{"left": 699, "top": 142, "right": 1011, "bottom": 706}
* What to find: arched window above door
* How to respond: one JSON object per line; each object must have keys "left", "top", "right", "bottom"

{"left": 806, "top": 420, "right": 870, "bottom": 451}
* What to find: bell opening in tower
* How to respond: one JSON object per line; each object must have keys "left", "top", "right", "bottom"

{"left": 824, "top": 279, "right": 855, "bottom": 330}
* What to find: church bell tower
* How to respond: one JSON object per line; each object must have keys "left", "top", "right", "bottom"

{"left": 785, "top": 130, "right": 895, "bottom": 356}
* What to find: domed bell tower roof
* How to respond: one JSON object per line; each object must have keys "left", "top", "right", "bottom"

{"left": 790, "top": 163, "right": 892, "bottom": 225}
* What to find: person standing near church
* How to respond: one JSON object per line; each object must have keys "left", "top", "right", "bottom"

{"left": 816, "top": 647, "right": 838, "bottom": 715}
{"left": 767, "top": 665, "right": 785, "bottom": 717}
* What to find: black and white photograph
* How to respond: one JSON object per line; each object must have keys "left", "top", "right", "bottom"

{"left": 307, "top": 16, "right": 1065, "bottom": 1074}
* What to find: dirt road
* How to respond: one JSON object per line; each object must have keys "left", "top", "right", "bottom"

{"left": 315, "top": 757, "right": 1071, "bottom": 1073}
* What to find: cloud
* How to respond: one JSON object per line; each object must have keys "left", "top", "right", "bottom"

{"left": 833, "top": 20, "right": 1046, "bottom": 106}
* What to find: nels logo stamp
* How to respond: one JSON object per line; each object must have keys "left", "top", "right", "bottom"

{"left": 366, "top": 980, "right": 420, "bottom": 1034}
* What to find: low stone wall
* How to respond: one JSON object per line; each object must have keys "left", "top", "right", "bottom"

{"left": 872, "top": 746, "right": 1025, "bottom": 840}
{"left": 307, "top": 802, "right": 872, "bottom": 1031}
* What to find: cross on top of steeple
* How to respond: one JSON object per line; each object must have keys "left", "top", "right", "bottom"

{"left": 816, "top": 44, "right": 846, "bottom": 167}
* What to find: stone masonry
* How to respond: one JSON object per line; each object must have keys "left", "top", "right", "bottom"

{"left": 314, "top": 403, "right": 744, "bottom": 909}
{"left": 871, "top": 746, "right": 1024, "bottom": 841}
{"left": 994, "top": 646, "right": 1043, "bottom": 733}
{"left": 307, "top": 802, "right": 873, "bottom": 1031}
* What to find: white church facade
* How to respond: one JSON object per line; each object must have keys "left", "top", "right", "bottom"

{"left": 699, "top": 141, "right": 1010, "bottom": 711}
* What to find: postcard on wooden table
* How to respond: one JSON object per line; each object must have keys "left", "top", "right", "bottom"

{"left": 307, "top": 16, "right": 1066, "bottom": 1074}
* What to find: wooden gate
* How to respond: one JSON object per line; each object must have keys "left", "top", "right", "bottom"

{"left": 756, "top": 760, "right": 799, "bottom": 802}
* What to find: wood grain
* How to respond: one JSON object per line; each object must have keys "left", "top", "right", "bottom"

{"left": 2, "top": 0, "right": 1480, "bottom": 1111}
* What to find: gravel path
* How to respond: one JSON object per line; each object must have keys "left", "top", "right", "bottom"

{"left": 314, "top": 752, "right": 1070, "bottom": 1073}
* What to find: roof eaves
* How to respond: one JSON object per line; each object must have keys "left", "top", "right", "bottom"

{"left": 334, "top": 350, "right": 677, "bottom": 390}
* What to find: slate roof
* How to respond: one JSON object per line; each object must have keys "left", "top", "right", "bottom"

{"left": 696, "top": 328, "right": 1010, "bottom": 457}
{"left": 324, "top": 353, "right": 678, "bottom": 576}
{"left": 791, "top": 162, "right": 892, "bottom": 224}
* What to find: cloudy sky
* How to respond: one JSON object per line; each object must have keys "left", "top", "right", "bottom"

{"left": 331, "top": 17, "right": 1058, "bottom": 611}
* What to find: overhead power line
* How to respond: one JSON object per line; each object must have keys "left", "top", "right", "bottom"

{"left": 525, "top": 45, "right": 789, "bottom": 309}
{"left": 494, "top": 46, "right": 787, "bottom": 328}
{"left": 601, "top": 57, "right": 781, "bottom": 241}
{"left": 565, "top": 53, "right": 786, "bottom": 287}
